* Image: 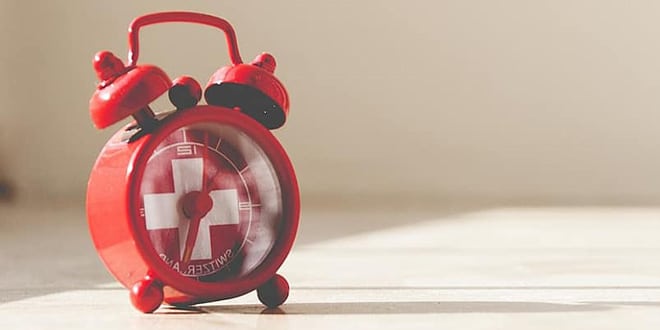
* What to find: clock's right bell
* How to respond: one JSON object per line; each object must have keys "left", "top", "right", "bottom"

{"left": 204, "top": 53, "right": 289, "bottom": 130}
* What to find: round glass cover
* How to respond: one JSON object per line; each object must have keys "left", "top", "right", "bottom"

{"left": 137, "top": 122, "right": 283, "bottom": 282}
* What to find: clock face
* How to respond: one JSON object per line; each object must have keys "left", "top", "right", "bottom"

{"left": 137, "top": 122, "right": 283, "bottom": 282}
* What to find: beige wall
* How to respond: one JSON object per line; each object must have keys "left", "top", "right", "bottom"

{"left": 1, "top": 0, "right": 660, "bottom": 204}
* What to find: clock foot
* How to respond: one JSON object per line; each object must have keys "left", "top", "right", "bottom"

{"left": 130, "top": 276, "right": 164, "bottom": 313}
{"left": 257, "top": 274, "right": 289, "bottom": 308}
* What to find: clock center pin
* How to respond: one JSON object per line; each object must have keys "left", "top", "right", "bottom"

{"left": 182, "top": 191, "right": 214, "bottom": 219}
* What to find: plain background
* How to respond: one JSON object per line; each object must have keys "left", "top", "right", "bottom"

{"left": 1, "top": 0, "right": 660, "bottom": 206}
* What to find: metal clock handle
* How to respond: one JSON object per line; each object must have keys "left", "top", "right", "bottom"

{"left": 127, "top": 11, "right": 244, "bottom": 67}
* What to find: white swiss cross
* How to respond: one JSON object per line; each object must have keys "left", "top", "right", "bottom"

{"left": 143, "top": 158, "right": 239, "bottom": 261}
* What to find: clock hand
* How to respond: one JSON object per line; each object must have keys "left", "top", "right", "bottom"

{"left": 181, "top": 132, "right": 212, "bottom": 267}
{"left": 181, "top": 210, "right": 204, "bottom": 266}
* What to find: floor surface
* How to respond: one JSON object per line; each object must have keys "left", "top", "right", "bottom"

{"left": 1, "top": 202, "right": 660, "bottom": 329}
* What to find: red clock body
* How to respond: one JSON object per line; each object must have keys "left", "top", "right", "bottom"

{"left": 87, "top": 11, "right": 298, "bottom": 312}
{"left": 87, "top": 106, "right": 300, "bottom": 311}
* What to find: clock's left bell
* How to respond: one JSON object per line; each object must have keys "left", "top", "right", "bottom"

{"left": 89, "top": 51, "right": 171, "bottom": 130}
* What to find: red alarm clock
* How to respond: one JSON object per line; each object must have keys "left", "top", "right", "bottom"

{"left": 86, "top": 12, "right": 299, "bottom": 313}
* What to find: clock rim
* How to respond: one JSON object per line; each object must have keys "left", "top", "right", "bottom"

{"left": 126, "top": 105, "right": 300, "bottom": 299}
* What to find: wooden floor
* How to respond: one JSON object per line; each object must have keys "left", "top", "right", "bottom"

{"left": 2, "top": 202, "right": 660, "bottom": 329}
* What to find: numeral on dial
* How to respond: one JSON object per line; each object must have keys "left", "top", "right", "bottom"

{"left": 239, "top": 202, "right": 260, "bottom": 210}
{"left": 176, "top": 145, "right": 195, "bottom": 156}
